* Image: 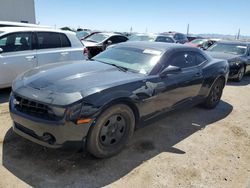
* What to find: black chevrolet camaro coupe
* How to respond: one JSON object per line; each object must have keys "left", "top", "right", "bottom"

{"left": 206, "top": 41, "right": 250, "bottom": 81}
{"left": 10, "top": 42, "right": 229, "bottom": 158}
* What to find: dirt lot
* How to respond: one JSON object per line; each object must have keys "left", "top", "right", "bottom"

{"left": 0, "top": 77, "right": 250, "bottom": 188}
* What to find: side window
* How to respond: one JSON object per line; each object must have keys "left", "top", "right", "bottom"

{"left": 118, "top": 36, "right": 128, "bottom": 42}
{"left": 168, "top": 52, "right": 197, "bottom": 68}
{"left": 179, "top": 34, "right": 185, "bottom": 40}
{"left": 156, "top": 36, "right": 174, "bottom": 43}
{"left": 60, "top": 34, "right": 71, "bottom": 47}
{"left": 0, "top": 32, "right": 32, "bottom": 53}
{"left": 155, "top": 36, "right": 165, "bottom": 42}
{"left": 109, "top": 36, "right": 127, "bottom": 44}
{"left": 37, "top": 32, "right": 61, "bottom": 49}
{"left": 173, "top": 34, "right": 179, "bottom": 40}
{"left": 196, "top": 53, "right": 207, "bottom": 64}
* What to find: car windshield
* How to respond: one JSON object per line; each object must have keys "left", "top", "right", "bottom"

{"left": 85, "top": 33, "right": 109, "bottom": 43}
{"left": 76, "top": 31, "right": 90, "bottom": 39}
{"left": 129, "top": 35, "right": 156, "bottom": 42}
{"left": 191, "top": 39, "right": 207, "bottom": 45}
{"left": 92, "top": 47, "right": 163, "bottom": 74}
{"left": 207, "top": 43, "right": 247, "bottom": 55}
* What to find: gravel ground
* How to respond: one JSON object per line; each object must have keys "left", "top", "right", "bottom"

{"left": 0, "top": 76, "right": 250, "bottom": 188}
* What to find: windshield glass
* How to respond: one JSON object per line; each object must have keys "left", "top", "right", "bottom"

{"left": 191, "top": 39, "right": 207, "bottom": 45}
{"left": 92, "top": 47, "right": 162, "bottom": 74}
{"left": 76, "top": 31, "right": 90, "bottom": 39}
{"left": 85, "top": 33, "right": 109, "bottom": 43}
{"left": 129, "top": 35, "right": 156, "bottom": 42}
{"left": 207, "top": 43, "right": 247, "bottom": 55}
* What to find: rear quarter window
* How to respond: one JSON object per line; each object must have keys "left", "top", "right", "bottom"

{"left": 168, "top": 51, "right": 197, "bottom": 68}
{"left": 37, "top": 32, "right": 61, "bottom": 49}
{"left": 60, "top": 33, "right": 71, "bottom": 47}
{"left": 196, "top": 53, "right": 207, "bottom": 64}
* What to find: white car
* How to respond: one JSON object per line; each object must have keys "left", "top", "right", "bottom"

{"left": 0, "top": 27, "right": 87, "bottom": 89}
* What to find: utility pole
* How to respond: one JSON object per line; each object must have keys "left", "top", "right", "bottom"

{"left": 187, "top": 24, "right": 190, "bottom": 36}
{"left": 237, "top": 28, "right": 241, "bottom": 40}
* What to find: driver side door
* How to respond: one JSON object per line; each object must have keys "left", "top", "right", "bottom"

{"left": 140, "top": 51, "right": 204, "bottom": 117}
{"left": 162, "top": 51, "right": 204, "bottom": 106}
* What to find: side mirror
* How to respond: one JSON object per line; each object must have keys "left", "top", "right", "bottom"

{"left": 160, "top": 65, "right": 181, "bottom": 78}
{"left": 0, "top": 48, "right": 3, "bottom": 54}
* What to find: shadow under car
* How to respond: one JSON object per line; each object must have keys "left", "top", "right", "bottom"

{"left": 2, "top": 100, "right": 233, "bottom": 188}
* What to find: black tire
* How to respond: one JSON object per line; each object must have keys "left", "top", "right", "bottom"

{"left": 202, "top": 78, "right": 224, "bottom": 109}
{"left": 86, "top": 104, "right": 135, "bottom": 158}
{"left": 236, "top": 66, "right": 245, "bottom": 82}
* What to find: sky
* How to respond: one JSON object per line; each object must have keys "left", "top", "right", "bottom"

{"left": 35, "top": 0, "right": 250, "bottom": 35}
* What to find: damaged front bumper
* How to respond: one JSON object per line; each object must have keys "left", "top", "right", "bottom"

{"left": 9, "top": 93, "right": 92, "bottom": 148}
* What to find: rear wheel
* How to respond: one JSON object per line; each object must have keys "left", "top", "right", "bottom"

{"left": 236, "top": 66, "right": 245, "bottom": 82}
{"left": 86, "top": 104, "right": 135, "bottom": 158}
{"left": 202, "top": 78, "right": 224, "bottom": 109}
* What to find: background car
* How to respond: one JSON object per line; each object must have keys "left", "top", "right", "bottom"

{"left": 161, "top": 31, "right": 188, "bottom": 44}
{"left": 206, "top": 41, "right": 250, "bottom": 81}
{"left": 129, "top": 33, "right": 176, "bottom": 43}
{"left": 82, "top": 32, "right": 128, "bottom": 58}
{"left": 186, "top": 38, "right": 219, "bottom": 50}
{"left": 0, "top": 27, "right": 87, "bottom": 89}
{"left": 76, "top": 30, "right": 91, "bottom": 40}
{"left": 187, "top": 35, "right": 203, "bottom": 42}
{"left": 10, "top": 42, "right": 228, "bottom": 158}
{"left": 79, "top": 31, "right": 101, "bottom": 41}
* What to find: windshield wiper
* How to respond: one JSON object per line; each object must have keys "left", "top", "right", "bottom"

{"left": 85, "top": 39, "right": 97, "bottom": 43}
{"left": 108, "top": 63, "right": 128, "bottom": 72}
{"left": 94, "top": 60, "right": 128, "bottom": 72}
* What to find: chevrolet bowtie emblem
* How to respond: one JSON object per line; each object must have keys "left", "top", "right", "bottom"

{"left": 13, "top": 98, "right": 20, "bottom": 105}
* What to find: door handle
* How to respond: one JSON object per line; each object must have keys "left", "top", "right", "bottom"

{"left": 25, "top": 56, "right": 36, "bottom": 59}
{"left": 60, "top": 52, "right": 69, "bottom": 55}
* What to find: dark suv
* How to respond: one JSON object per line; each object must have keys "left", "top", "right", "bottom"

{"left": 161, "top": 32, "right": 188, "bottom": 44}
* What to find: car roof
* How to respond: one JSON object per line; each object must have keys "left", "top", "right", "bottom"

{"left": 130, "top": 33, "right": 175, "bottom": 38}
{"left": 162, "top": 31, "right": 184, "bottom": 35}
{"left": 216, "top": 40, "right": 250, "bottom": 46}
{"left": 156, "top": 34, "right": 174, "bottom": 38}
{"left": 97, "top": 32, "right": 125, "bottom": 37}
{"left": 0, "top": 27, "right": 75, "bottom": 35}
{"left": 115, "top": 41, "right": 196, "bottom": 52}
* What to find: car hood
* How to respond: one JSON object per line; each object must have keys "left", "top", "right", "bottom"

{"left": 82, "top": 41, "right": 101, "bottom": 47}
{"left": 12, "top": 60, "right": 143, "bottom": 106}
{"left": 186, "top": 43, "right": 200, "bottom": 47}
{"left": 205, "top": 51, "right": 240, "bottom": 60}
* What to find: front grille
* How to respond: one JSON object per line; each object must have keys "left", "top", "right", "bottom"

{"left": 14, "top": 94, "right": 61, "bottom": 121}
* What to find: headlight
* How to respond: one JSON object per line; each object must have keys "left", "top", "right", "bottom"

{"left": 49, "top": 106, "right": 65, "bottom": 117}
{"left": 47, "top": 106, "right": 65, "bottom": 117}
{"left": 68, "top": 102, "right": 83, "bottom": 121}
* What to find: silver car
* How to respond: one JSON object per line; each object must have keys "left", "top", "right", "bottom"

{"left": 0, "top": 27, "right": 87, "bottom": 89}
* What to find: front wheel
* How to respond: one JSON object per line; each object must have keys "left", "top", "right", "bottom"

{"left": 236, "top": 66, "right": 245, "bottom": 82}
{"left": 86, "top": 104, "right": 135, "bottom": 158}
{"left": 202, "top": 78, "right": 224, "bottom": 109}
